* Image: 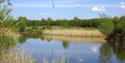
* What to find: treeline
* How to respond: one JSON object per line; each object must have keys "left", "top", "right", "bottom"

{"left": 18, "top": 17, "right": 100, "bottom": 28}
{"left": 14, "top": 15, "right": 125, "bottom": 35}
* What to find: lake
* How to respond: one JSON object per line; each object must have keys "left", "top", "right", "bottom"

{"left": 0, "top": 34, "right": 125, "bottom": 63}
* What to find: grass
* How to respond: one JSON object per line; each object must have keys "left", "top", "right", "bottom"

{"left": 43, "top": 28, "right": 104, "bottom": 37}
{"left": 0, "top": 48, "right": 34, "bottom": 63}
{"left": 0, "top": 27, "right": 20, "bottom": 40}
{"left": 26, "top": 26, "right": 104, "bottom": 37}
{"left": 44, "top": 35, "right": 106, "bottom": 43}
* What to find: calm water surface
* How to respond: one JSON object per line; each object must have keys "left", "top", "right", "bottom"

{"left": 0, "top": 35, "right": 125, "bottom": 63}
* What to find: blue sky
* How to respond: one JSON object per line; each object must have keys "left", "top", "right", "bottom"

{"left": 11, "top": 0, "right": 125, "bottom": 19}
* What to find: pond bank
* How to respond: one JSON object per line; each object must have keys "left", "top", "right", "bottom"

{"left": 44, "top": 35, "right": 106, "bottom": 43}
{"left": 22, "top": 29, "right": 105, "bottom": 37}
{"left": 43, "top": 29, "right": 105, "bottom": 37}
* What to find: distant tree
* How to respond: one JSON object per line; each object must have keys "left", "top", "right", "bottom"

{"left": 15, "top": 16, "right": 27, "bottom": 32}
{"left": 71, "top": 17, "right": 81, "bottom": 27}
{"left": 62, "top": 19, "right": 71, "bottom": 28}
{"left": 47, "top": 17, "right": 53, "bottom": 26}
{"left": 17, "top": 16, "right": 28, "bottom": 22}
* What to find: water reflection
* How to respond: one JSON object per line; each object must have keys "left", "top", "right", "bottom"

{"left": 0, "top": 34, "right": 125, "bottom": 63}
{"left": 18, "top": 33, "right": 45, "bottom": 43}
{"left": 62, "top": 40, "right": 69, "bottom": 49}
{"left": 99, "top": 43, "right": 112, "bottom": 63}
{"left": 108, "top": 40, "right": 125, "bottom": 62}
{"left": 99, "top": 42, "right": 125, "bottom": 63}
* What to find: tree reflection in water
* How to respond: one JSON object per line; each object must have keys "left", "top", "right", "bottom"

{"left": 18, "top": 34, "right": 70, "bottom": 49}
{"left": 99, "top": 43, "right": 112, "bottom": 63}
{"left": 62, "top": 40, "right": 69, "bottom": 49}
{"left": 18, "top": 33, "right": 45, "bottom": 44}
{"left": 1, "top": 33, "right": 125, "bottom": 63}
{"left": 19, "top": 34, "right": 125, "bottom": 62}
{"left": 100, "top": 40, "right": 125, "bottom": 63}
{"left": 108, "top": 40, "right": 125, "bottom": 62}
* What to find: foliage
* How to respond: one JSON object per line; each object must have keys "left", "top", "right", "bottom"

{"left": 0, "top": 0, "right": 12, "bottom": 27}
{"left": 15, "top": 16, "right": 27, "bottom": 32}
{"left": 20, "top": 17, "right": 102, "bottom": 28}
{"left": 118, "top": 16, "right": 125, "bottom": 32}
{"left": 98, "top": 17, "right": 114, "bottom": 35}
{"left": 0, "top": 36, "right": 16, "bottom": 50}
{"left": 13, "top": 16, "right": 125, "bottom": 36}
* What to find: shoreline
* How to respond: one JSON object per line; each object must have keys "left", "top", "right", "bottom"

{"left": 43, "top": 29, "right": 105, "bottom": 37}
{"left": 44, "top": 35, "right": 106, "bottom": 43}
{"left": 22, "top": 29, "right": 105, "bottom": 37}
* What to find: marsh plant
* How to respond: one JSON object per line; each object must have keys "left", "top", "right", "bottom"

{"left": 0, "top": 48, "right": 35, "bottom": 63}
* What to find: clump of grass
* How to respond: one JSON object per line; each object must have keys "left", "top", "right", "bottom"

{"left": 0, "top": 28, "right": 20, "bottom": 40}
{"left": 0, "top": 48, "right": 35, "bottom": 63}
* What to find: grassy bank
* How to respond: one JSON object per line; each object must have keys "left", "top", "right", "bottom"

{"left": 24, "top": 26, "right": 105, "bottom": 37}
{"left": 43, "top": 28, "right": 104, "bottom": 37}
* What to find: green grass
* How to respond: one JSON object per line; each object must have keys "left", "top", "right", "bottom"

{"left": 26, "top": 26, "right": 96, "bottom": 31}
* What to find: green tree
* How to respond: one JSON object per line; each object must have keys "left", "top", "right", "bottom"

{"left": 15, "top": 16, "right": 27, "bottom": 32}
{"left": 71, "top": 17, "right": 81, "bottom": 27}
{"left": 118, "top": 16, "right": 125, "bottom": 32}
{"left": 46, "top": 17, "right": 52, "bottom": 29}
{"left": 98, "top": 14, "right": 114, "bottom": 35}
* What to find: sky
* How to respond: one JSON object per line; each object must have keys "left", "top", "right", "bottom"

{"left": 11, "top": 0, "right": 125, "bottom": 19}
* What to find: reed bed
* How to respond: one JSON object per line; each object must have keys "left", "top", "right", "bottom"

{"left": 0, "top": 28, "right": 20, "bottom": 40}
{"left": 0, "top": 48, "right": 73, "bottom": 63}
{"left": 43, "top": 29, "right": 104, "bottom": 37}
{"left": 0, "top": 48, "right": 34, "bottom": 63}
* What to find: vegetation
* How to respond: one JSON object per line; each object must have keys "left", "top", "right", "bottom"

{"left": 12, "top": 15, "right": 124, "bottom": 36}
{"left": 0, "top": 0, "right": 12, "bottom": 27}
{"left": 0, "top": 0, "right": 20, "bottom": 37}
{"left": 0, "top": 0, "right": 18, "bottom": 35}
{"left": 43, "top": 29, "right": 104, "bottom": 37}
{"left": 13, "top": 15, "right": 125, "bottom": 44}
{"left": 0, "top": 0, "right": 125, "bottom": 63}
{"left": 0, "top": 0, "right": 125, "bottom": 42}
{"left": 0, "top": 48, "right": 34, "bottom": 63}
{"left": 15, "top": 16, "right": 27, "bottom": 32}
{"left": 106, "top": 16, "right": 125, "bottom": 44}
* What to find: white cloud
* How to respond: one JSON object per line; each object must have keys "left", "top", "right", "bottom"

{"left": 92, "top": 6, "right": 105, "bottom": 12}
{"left": 120, "top": 2, "right": 125, "bottom": 9}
